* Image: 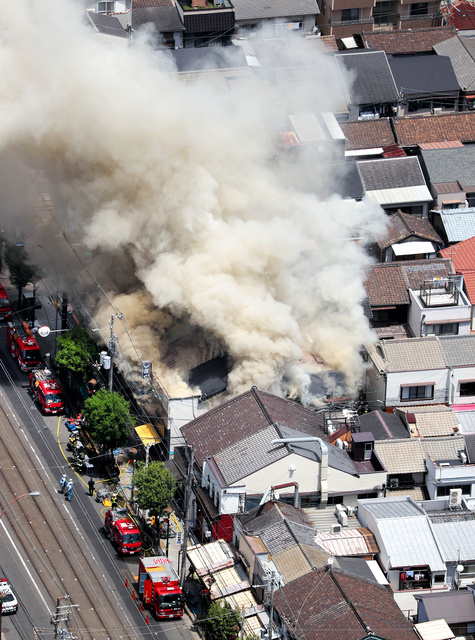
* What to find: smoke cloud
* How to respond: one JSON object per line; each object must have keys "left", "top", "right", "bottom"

{"left": 0, "top": 0, "right": 386, "bottom": 401}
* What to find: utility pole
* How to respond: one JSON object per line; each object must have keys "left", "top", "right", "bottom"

{"left": 108, "top": 313, "right": 123, "bottom": 391}
{"left": 267, "top": 572, "right": 275, "bottom": 640}
{"left": 50, "top": 596, "right": 78, "bottom": 640}
{"left": 180, "top": 445, "right": 194, "bottom": 588}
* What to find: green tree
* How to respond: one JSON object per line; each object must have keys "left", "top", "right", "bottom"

{"left": 4, "top": 243, "right": 38, "bottom": 306}
{"left": 132, "top": 461, "right": 176, "bottom": 536}
{"left": 200, "top": 601, "right": 240, "bottom": 640}
{"left": 55, "top": 327, "right": 99, "bottom": 377}
{"left": 83, "top": 388, "right": 133, "bottom": 450}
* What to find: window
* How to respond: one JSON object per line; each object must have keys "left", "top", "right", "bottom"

{"left": 436, "top": 484, "right": 471, "bottom": 497}
{"left": 433, "top": 574, "right": 445, "bottom": 583}
{"left": 97, "top": 1, "right": 115, "bottom": 12}
{"left": 373, "top": 0, "right": 397, "bottom": 24}
{"left": 342, "top": 7, "right": 359, "bottom": 20}
{"left": 400, "top": 385, "right": 434, "bottom": 401}
{"left": 426, "top": 323, "right": 459, "bottom": 336}
{"left": 410, "top": 1, "right": 428, "bottom": 14}
{"left": 460, "top": 381, "right": 475, "bottom": 396}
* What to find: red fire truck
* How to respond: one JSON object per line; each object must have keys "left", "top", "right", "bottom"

{"left": 104, "top": 507, "right": 142, "bottom": 555}
{"left": 0, "top": 284, "right": 12, "bottom": 320}
{"left": 138, "top": 556, "right": 185, "bottom": 619}
{"left": 7, "top": 321, "right": 42, "bottom": 372}
{"left": 29, "top": 369, "right": 64, "bottom": 415}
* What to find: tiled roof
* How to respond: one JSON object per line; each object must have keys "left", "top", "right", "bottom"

{"left": 363, "top": 26, "right": 456, "bottom": 55}
{"left": 364, "top": 259, "right": 453, "bottom": 307}
{"left": 340, "top": 119, "right": 395, "bottom": 151}
{"left": 133, "top": 0, "right": 173, "bottom": 6}
{"left": 212, "top": 425, "right": 288, "bottom": 484}
{"left": 434, "top": 35, "right": 475, "bottom": 91}
{"left": 271, "top": 546, "right": 316, "bottom": 582}
{"left": 412, "top": 409, "right": 459, "bottom": 437}
{"left": 440, "top": 235, "right": 475, "bottom": 270}
{"left": 358, "top": 410, "right": 410, "bottom": 440}
{"left": 393, "top": 112, "right": 475, "bottom": 147}
{"left": 376, "top": 210, "right": 442, "bottom": 249}
{"left": 239, "top": 500, "right": 313, "bottom": 533}
{"left": 419, "top": 146, "right": 475, "bottom": 188}
{"left": 375, "top": 438, "right": 426, "bottom": 473}
{"left": 357, "top": 156, "right": 426, "bottom": 191}
{"left": 439, "top": 334, "right": 475, "bottom": 366}
{"left": 181, "top": 388, "right": 325, "bottom": 466}
{"left": 335, "top": 50, "right": 399, "bottom": 106}
{"left": 375, "top": 435, "right": 465, "bottom": 473}
{"left": 377, "top": 335, "right": 446, "bottom": 372}
{"left": 259, "top": 521, "right": 298, "bottom": 556}
{"left": 462, "top": 271, "right": 475, "bottom": 303}
{"left": 273, "top": 568, "right": 416, "bottom": 640}
{"left": 232, "top": 0, "right": 318, "bottom": 21}
{"left": 435, "top": 208, "right": 475, "bottom": 243}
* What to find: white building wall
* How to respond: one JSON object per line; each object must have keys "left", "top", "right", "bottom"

{"left": 407, "top": 289, "right": 471, "bottom": 338}
{"left": 450, "top": 366, "right": 475, "bottom": 405}
{"left": 385, "top": 369, "right": 448, "bottom": 407}
{"left": 233, "top": 454, "right": 320, "bottom": 496}
{"left": 202, "top": 459, "right": 244, "bottom": 514}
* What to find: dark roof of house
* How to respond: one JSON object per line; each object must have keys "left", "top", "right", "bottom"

{"left": 133, "top": 5, "right": 185, "bottom": 31}
{"left": 188, "top": 356, "right": 229, "bottom": 399}
{"left": 434, "top": 35, "right": 475, "bottom": 91}
{"left": 376, "top": 210, "right": 443, "bottom": 250}
{"left": 335, "top": 50, "right": 399, "bottom": 106}
{"left": 363, "top": 26, "right": 457, "bottom": 55}
{"left": 231, "top": 0, "right": 318, "bottom": 21}
{"left": 416, "top": 590, "right": 475, "bottom": 624}
{"left": 464, "top": 433, "right": 475, "bottom": 463}
{"left": 181, "top": 387, "right": 325, "bottom": 466}
{"left": 388, "top": 54, "right": 460, "bottom": 97}
{"left": 364, "top": 258, "right": 454, "bottom": 307}
{"left": 87, "top": 12, "right": 130, "bottom": 37}
{"left": 357, "top": 156, "right": 426, "bottom": 191}
{"left": 358, "top": 410, "right": 410, "bottom": 440}
{"left": 183, "top": 9, "right": 235, "bottom": 33}
{"left": 393, "top": 112, "right": 475, "bottom": 146}
{"left": 239, "top": 500, "right": 314, "bottom": 532}
{"left": 419, "top": 146, "right": 475, "bottom": 189}
{"left": 341, "top": 118, "right": 395, "bottom": 151}
{"left": 273, "top": 568, "right": 417, "bottom": 640}
{"left": 169, "top": 45, "right": 247, "bottom": 71}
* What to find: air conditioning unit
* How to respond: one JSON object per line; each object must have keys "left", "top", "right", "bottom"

{"left": 433, "top": 107, "right": 443, "bottom": 114}
{"left": 346, "top": 506, "right": 355, "bottom": 517}
{"left": 459, "top": 452, "right": 468, "bottom": 464}
{"left": 342, "top": 441, "right": 349, "bottom": 451}
{"left": 389, "top": 478, "right": 399, "bottom": 488}
{"left": 331, "top": 524, "right": 342, "bottom": 534}
{"left": 449, "top": 488, "right": 462, "bottom": 506}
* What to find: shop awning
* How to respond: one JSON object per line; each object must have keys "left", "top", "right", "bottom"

{"left": 134, "top": 423, "right": 161, "bottom": 446}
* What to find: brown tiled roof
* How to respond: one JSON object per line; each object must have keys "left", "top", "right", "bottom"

{"left": 376, "top": 210, "right": 442, "bottom": 249}
{"left": 340, "top": 119, "right": 395, "bottom": 151}
{"left": 364, "top": 26, "right": 456, "bottom": 55}
{"left": 394, "top": 112, "right": 475, "bottom": 147}
{"left": 273, "top": 569, "right": 416, "bottom": 640}
{"left": 364, "top": 258, "right": 453, "bottom": 307}
{"left": 181, "top": 388, "right": 325, "bottom": 466}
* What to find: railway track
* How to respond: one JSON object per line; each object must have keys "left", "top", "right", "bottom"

{"left": 0, "top": 357, "right": 149, "bottom": 640}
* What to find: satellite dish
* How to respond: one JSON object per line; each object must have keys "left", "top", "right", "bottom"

{"left": 457, "top": 565, "right": 464, "bottom": 573}
{"left": 38, "top": 325, "right": 51, "bottom": 338}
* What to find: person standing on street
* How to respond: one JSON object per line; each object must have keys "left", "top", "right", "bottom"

{"left": 66, "top": 479, "right": 73, "bottom": 501}
{"left": 88, "top": 478, "right": 95, "bottom": 497}
{"left": 60, "top": 474, "right": 67, "bottom": 494}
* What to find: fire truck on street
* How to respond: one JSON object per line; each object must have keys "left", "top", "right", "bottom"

{"left": 7, "top": 321, "right": 42, "bottom": 372}
{"left": 29, "top": 369, "right": 64, "bottom": 415}
{"left": 138, "top": 556, "right": 185, "bottom": 619}
{"left": 104, "top": 507, "right": 142, "bottom": 555}
{"left": 0, "top": 284, "right": 12, "bottom": 320}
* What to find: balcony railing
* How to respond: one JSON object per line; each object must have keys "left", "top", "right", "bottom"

{"left": 329, "top": 17, "right": 374, "bottom": 25}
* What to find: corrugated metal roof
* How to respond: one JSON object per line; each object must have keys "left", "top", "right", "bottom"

{"left": 414, "top": 619, "right": 455, "bottom": 640}
{"left": 432, "top": 181, "right": 463, "bottom": 193}
{"left": 432, "top": 519, "right": 475, "bottom": 562}
{"left": 220, "top": 590, "right": 264, "bottom": 616}
{"left": 365, "top": 185, "right": 432, "bottom": 205}
{"left": 454, "top": 409, "right": 475, "bottom": 433}
{"left": 187, "top": 540, "right": 235, "bottom": 575}
{"left": 436, "top": 208, "right": 475, "bottom": 243}
{"left": 209, "top": 565, "right": 250, "bottom": 599}
{"left": 314, "top": 528, "right": 379, "bottom": 556}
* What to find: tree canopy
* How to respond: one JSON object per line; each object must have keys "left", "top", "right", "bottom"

{"left": 132, "top": 460, "right": 176, "bottom": 517}
{"left": 55, "top": 327, "right": 99, "bottom": 377}
{"left": 4, "top": 243, "right": 38, "bottom": 304}
{"left": 83, "top": 388, "right": 132, "bottom": 450}
{"left": 199, "top": 601, "right": 240, "bottom": 640}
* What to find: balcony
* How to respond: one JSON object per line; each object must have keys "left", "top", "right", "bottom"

{"left": 329, "top": 16, "right": 373, "bottom": 25}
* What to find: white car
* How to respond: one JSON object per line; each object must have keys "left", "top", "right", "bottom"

{"left": 0, "top": 579, "right": 18, "bottom": 614}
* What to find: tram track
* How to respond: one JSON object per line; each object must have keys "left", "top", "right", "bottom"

{"left": 0, "top": 355, "right": 148, "bottom": 640}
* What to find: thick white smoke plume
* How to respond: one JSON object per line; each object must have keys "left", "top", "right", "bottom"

{"left": 0, "top": 0, "right": 386, "bottom": 400}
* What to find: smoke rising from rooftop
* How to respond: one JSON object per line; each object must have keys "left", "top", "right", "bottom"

{"left": 0, "top": 0, "right": 386, "bottom": 400}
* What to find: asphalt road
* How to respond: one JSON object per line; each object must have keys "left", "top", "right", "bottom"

{"left": 0, "top": 322, "right": 198, "bottom": 640}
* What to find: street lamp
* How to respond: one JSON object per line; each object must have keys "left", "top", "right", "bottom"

{"left": 0, "top": 491, "right": 41, "bottom": 520}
